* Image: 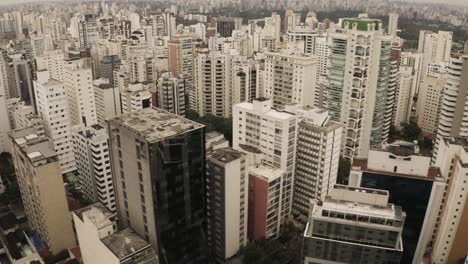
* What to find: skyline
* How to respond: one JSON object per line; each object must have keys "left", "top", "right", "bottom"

{"left": 0, "top": 0, "right": 467, "bottom": 7}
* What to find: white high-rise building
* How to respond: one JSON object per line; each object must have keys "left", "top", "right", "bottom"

{"left": 433, "top": 54, "right": 468, "bottom": 161}
{"left": 327, "top": 16, "right": 392, "bottom": 159}
{"left": 231, "top": 57, "right": 259, "bottom": 105}
{"left": 156, "top": 72, "right": 186, "bottom": 116}
{"left": 63, "top": 58, "right": 97, "bottom": 127}
{"left": 206, "top": 147, "right": 248, "bottom": 261}
{"left": 286, "top": 25, "right": 318, "bottom": 54}
{"left": 416, "top": 65, "right": 447, "bottom": 134}
{"left": 121, "top": 82, "right": 152, "bottom": 113}
{"left": 418, "top": 30, "right": 453, "bottom": 71}
{"left": 93, "top": 78, "right": 121, "bottom": 127}
{"left": 400, "top": 52, "right": 423, "bottom": 96}
{"left": 388, "top": 13, "right": 399, "bottom": 37}
{"left": 233, "top": 98, "right": 297, "bottom": 227}
{"left": 264, "top": 49, "right": 318, "bottom": 109}
{"left": 0, "top": 55, "right": 12, "bottom": 152}
{"left": 73, "top": 125, "right": 116, "bottom": 213}
{"left": 35, "top": 50, "right": 65, "bottom": 82}
{"left": 194, "top": 50, "right": 232, "bottom": 117}
{"left": 11, "top": 101, "right": 45, "bottom": 137}
{"left": 286, "top": 106, "right": 342, "bottom": 219}
{"left": 34, "top": 71, "right": 76, "bottom": 174}
{"left": 393, "top": 66, "right": 414, "bottom": 129}
{"left": 431, "top": 137, "right": 468, "bottom": 264}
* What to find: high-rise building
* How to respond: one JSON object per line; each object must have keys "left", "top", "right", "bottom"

{"left": 99, "top": 55, "right": 121, "bottom": 85}
{"left": 289, "top": 106, "right": 342, "bottom": 219}
{"left": 168, "top": 34, "right": 195, "bottom": 108}
{"left": 73, "top": 203, "right": 159, "bottom": 264}
{"left": 213, "top": 16, "right": 242, "bottom": 37}
{"left": 194, "top": 50, "right": 232, "bottom": 117}
{"left": 400, "top": 51, "right": 423, "bottom": 96}
{"left": 264, "top": 49, "right": 318, "bottom": 109}
{"left": 416, "top": 65, "right": 447, "bottom": 134}
{"left": 0, "top": 60, "right": 11, "bottom": 152}
{"left": 248, "top": 164, "right": 286, "bottom": 240}
{"left": 393, "top": 66, "right": 414, "bottom": 129}
{"left": 231, "top": 57, "right": 259, "bottom": 105}
{"left": 11, "top": 102, "right": 45, "bottom": 137}
{"left": 73, "top": 125, "right": 116, "bottom": 213}
{"left": 79, "top": 14, "right": 99, "bottom": 48}
{"left": 433, "top": 54, "right": 468, "bottom": 161}
{"left": 64, "top": 58, "right": 97, "bottom": 127}
{"left": 327, "top": 16, "right": 392, "bottom": 159}
{"left": 156, "top": 72, "right": 186, "bottom": 116}
{"left": 93, "top": 78, "right": 121, "bottom": 127}
{"left": 34, "top": 71, "right": 76, "bottom": 174}
{"left": 302, "top": 185, "right": 405, "bottom": 264}
{"left": 206, "top": 147, "right": 248, "bottom": 261}
{"left": 121, "top": 82, "right": 152, "bottom": 113}
{"left": 35, "top": 50, "right": 65, "bottom": 82}
{"left": 388, "top": 13, "right": 399, "bottom": 37}
{"left": 286, "top": 25, "right": 318, "bottom": 54}
{"left": 283, "top": 10, "right": 300, "bottom": 32}
{"left": 10, "top": 127, "right": 75, "bottom": 254}
{"left": 233, "top": 98, "right": 297, "bottom": 228}
{"left": 383, "top": 43, "right": 401, "bottom": 144}
{"left": 418, "top": 30, "right": 453, "bottom": 71}
{"left": 108, "top": 107, "right": 207, "bottom": 264}
{"left": 431, "top": 137, "right": 468, "bottom": 264}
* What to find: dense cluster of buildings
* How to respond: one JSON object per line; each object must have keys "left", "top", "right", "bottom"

{"left": 0, "top": 1, "right": 466, "bottom": 264}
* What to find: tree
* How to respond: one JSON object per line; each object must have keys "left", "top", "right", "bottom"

{"left": 402, "top": 121, "right": 422, "bottom": 141}
{"left": 337, "top": 156, "right": 351, "bottom": 185}
{"left": 185, "top": 110, "right": 233, "bottom": 143}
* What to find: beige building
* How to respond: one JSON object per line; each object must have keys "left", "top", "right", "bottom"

{"left": 416, "top": 73, "right": 446, "bottom": 134}
{"left": 73, "top": 203, "right": 158, "bottom": 264}
{"left": 10, "top": 127, "right": 75, "bottom": 254}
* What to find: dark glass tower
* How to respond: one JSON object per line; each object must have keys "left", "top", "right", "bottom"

{"left": 108, "top": 107, "right": 207, "bottom": 264}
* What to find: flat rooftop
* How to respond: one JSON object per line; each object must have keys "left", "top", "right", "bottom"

{"left": 236, "top": 101, "right": 295, "bottom": 121}
{"left": 110, "top": 107, "right": 204, "bottom": 143}
{"left": 249, "top": 164, "right": 285, "bottom": 182}
{"left": 74, "top": 203, "right": 114, "bottom": 229}
{"left": 208, "top": 147, "right": 244, "bottom": 164}
{"left": 101, "top": 228, "right": 157, "bottom": 262}
{"left": 353, "top": 158, "right": 442, "bottom": 181}
{"left": 206, "top": 131, "right": 224, "bottom": 141}
{"left": 10, "top": 127, "right": 57, "bottom": 164}
{"left": 319, "top": 198, "right": 405, "bottom": 223}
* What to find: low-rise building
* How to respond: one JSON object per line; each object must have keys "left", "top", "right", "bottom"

{"left": 303, "top": 185, "right": 405, "bottom": 264}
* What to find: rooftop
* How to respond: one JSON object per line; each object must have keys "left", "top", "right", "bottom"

{"left": 10, "top": 127, "right": 57, "bottom": 165}
{"left": 249, "top": 164, "right": 285, "bottom": 182}
{"left": 342, "top": 17, "right": 383, "bottom": 31}
{"left": 236, "top": 101, "right": 296, "bottom": 121}
{"left": 101, "top": 228, "right": 157, "bottom": 262}
{"left": 42, "top": 79, "right": 63, "bottom": 87}
{"left": 73, "top": 203, "right": 114, "bottom": 229}
{"left": 110, "top": 107, "right": 204, "bottom": 143}
{"left": 353, "top": 158, "right": 442, "bottom": 181}
{"left": 206, "top": 131, "right": 224, "bottom": 141}
{"left": 208, "top": 147, "right": 244, "bottom": 164}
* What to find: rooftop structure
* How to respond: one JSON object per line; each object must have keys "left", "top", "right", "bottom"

{"left": 74, "top": 203, "right": 114, "bottom": 231}
{"left": 10, "top": 127, "right": 57, "bottom": 166}
{"left": 101, "top": 228, "right": 157, "bottom": 262}
{"left": 110, "top": 107, "right": 203, "bottom": 142}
